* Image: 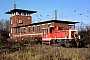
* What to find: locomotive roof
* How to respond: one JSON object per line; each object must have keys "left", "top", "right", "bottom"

{"left": 13, "top": 20, "right": 79, "bottom": 28}
{"left": 5, "top": 9, "right": 37, "bottom": 14}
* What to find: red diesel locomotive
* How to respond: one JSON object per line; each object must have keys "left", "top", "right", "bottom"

{"left": 42, "top": 25, "right": 80, "bottom": 47}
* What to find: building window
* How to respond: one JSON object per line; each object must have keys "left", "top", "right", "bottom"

{"left": 9, "top": 33, "right": 10, "bottom": 36}
{"left": 28, "top": 17, "right": 30, "bottom": 19}
{"left": 11, "top": 20, "right": 12, "bottom": 24}
{"left": 20, "top": 28, "right": 22, "bottom": 33}
{"left": 28, "top": 14, "right": 30, "bottom": 16}
{"left": 28, "top": 26, "right": 30, "bottom": 32}
{"left": 16, "top": 12, "right": 19, "bottom": 15}
{"left": 18, "top": 28, "right": 20, "bottom": 33}
{"left": 23, "top": 28, "right": 26, "bottom": 33}
{"left": 32, "top": 26, "right": 35, "bottom": 32}
{"left": 11, "top": 28, "right": 12, "bottom": 33}
{"left": 42, "top": 24, "right": 45, "bottom": 28}
{"left": 16, "top": 28, "right": 20, "bottom": 33}
{"left": 19, "top": 20, "right": 23, "bottom": 24}
{"left": 16, "top": 28, "right": 18, "bottom": 33}
{"left": 16, "top": 28, "right": 17, "bottom": 33}
{"left": 17, "top": 19, "right": 18, "bottom": 23}
{"left": 37, "top": 26, "right": 40, "bottom": 31}
{"left": 48, "top": 23, "right": 51, "bottom": 27}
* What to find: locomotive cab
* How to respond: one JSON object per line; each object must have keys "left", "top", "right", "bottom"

{"left": 42, "top": 28, "right": 50, "bottom": 44}
{"left": 43, "top": 28, "right": 48, "bottom": 34}
{"left": 50, "top": 27, "right": 54, "bottom": 33}
{"left": 68, "top": 24, "right": 80, "bottom": 39}
{"left": 42, "top": 26, "right": 54, "bottom": 44}
{"left": 68, "top": 24, "right": 75, "bottom": 30}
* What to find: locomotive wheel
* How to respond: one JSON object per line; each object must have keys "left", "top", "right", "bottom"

{"left": 51, "top": 39, "right": 56, "bottom": 44}
{"left": 65, "top": 40, "right": 71, "bottom": 48}
{"left": 65, "top": 42, "right": 71, "bottom": 48}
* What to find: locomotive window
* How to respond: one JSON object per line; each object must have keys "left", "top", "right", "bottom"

{"left": 58, "top": 27, "right": 63, "bottom": 30}
{"left": 48, "top": 24, "right": 51, "bottom": 27}
{"left": 45, "top": 29, "right": 48, "bottom": 34}
{"left": 50, "top": 27, "right": 54, "bottom": 33}
{"left": 68, "top": 25, "right": 75, "bottom": 29}
{"left": 44, "top": 29, "right": 48, "bottom": 34}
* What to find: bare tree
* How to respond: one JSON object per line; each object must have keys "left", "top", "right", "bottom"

{"left": 4, "top": 19, "right": 10, "bottom": 31}
{"left": 0, "top": 19, "right": 10, "bottom": 43}
{"left": 77, "top": 22, "right": 90, "bottom": 46}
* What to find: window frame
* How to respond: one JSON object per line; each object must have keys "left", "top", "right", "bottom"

{"left": 23, "top": 28, "right": 26, "bottom": 33}
{"left": 28, "top": 26, "right": 31, "bottom": 32}
{"left": 42, "top": 24, "right": 45, "bottom": 28}
{"left": 48, "top": 23, "right": 51, "bottom": 27}
{"left": 37, "top": 25, "right": 40, "bottom": 31}
{"left": 11, "top": 28, "right": 12, "bottom": 33}
{"left": 43, "top": 29, "right": 48, "bottom": 34}
{"left": 11, "top": 20, "right": 12, "bottom": 24}
{"left": 32, "top": 26, "right": 35, "bottom": 32}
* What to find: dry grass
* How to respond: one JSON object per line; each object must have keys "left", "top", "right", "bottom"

{"left": 1, "top": 44, "right": 90, "bottom": 60}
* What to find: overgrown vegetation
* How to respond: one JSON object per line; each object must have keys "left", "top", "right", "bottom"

{"left": 0, "top": 19, "right": 90, "bottom": 60}
{"left": 0, "top": 44, "right": 90, "bottom": 60}
{"left": 77, "top": 22, "right": 90, "bottom": 46}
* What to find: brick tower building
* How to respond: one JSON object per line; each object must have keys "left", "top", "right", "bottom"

{"left": 5, "top": 9, "right": 37, "bottom": 39}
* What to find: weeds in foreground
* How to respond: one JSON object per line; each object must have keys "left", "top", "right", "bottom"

{"left": 0, "top": 44, "right": 90, "bottom": 60}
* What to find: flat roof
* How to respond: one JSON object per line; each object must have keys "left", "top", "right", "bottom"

{"left": 5, "top": 9, "right": 37, "bottom": 14}
{"left": 26, "top": 20, "right": 79, "bottom": 25}
{"left": 13, "top": 20, "right": 79, "bottom": 28}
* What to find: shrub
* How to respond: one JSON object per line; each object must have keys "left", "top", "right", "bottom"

{"left": 0, "top": 36, "right": 8, "bottom": 44}
{"left": 7, "top": 38, "right": 16, "bottom": 43}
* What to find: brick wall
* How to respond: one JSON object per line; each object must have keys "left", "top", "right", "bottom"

{"left": 54, "top": 22, "right": 68, "bottom": 30}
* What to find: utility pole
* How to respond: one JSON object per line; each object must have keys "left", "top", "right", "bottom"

{"left": 14, "top": 0, "right": 16, "bottom": 9}
{"left": 54, "top": 10, "right": 57, "bottom": 20}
